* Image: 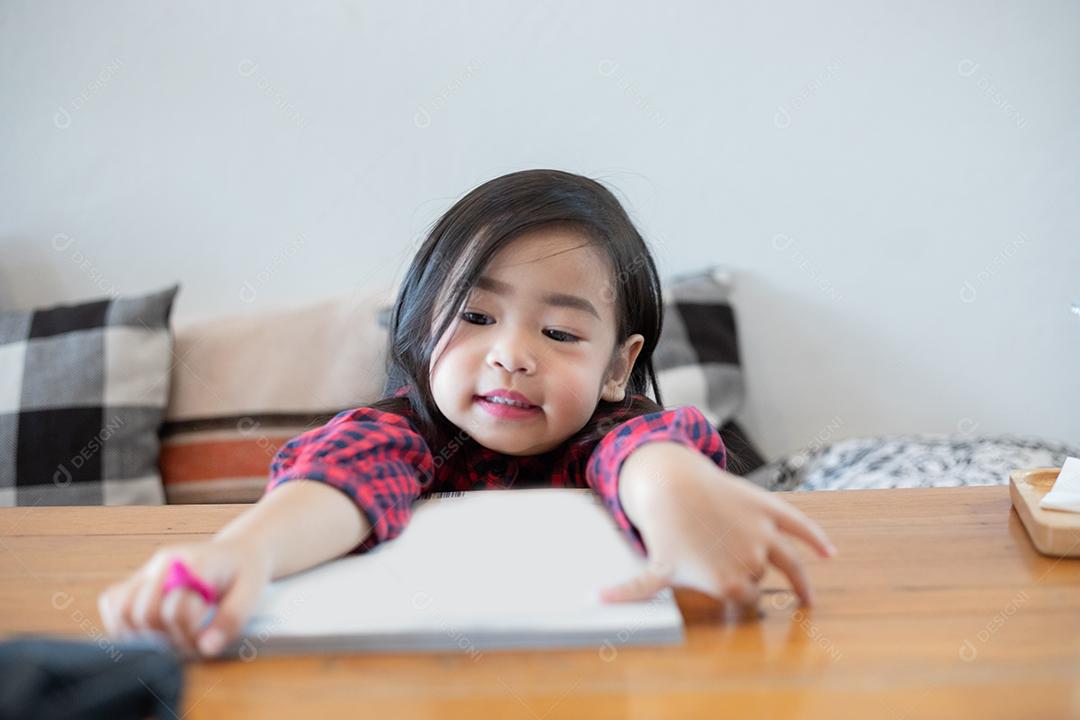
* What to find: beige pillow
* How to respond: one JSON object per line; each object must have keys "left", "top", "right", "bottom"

{"left": 160, "top": 288, "right": 393, "bottom": 504}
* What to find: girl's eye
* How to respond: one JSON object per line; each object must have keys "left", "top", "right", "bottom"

{"left": 461, "top": 311, "right": 492, "bottom": 325}
{"left": 459, "top": 312, "right": 581, "bottom": 343}
{"left": 543, "top": 329, "right": 580, "bottom": 343}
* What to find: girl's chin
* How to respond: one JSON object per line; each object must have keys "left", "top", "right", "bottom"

{"left": 464, "top": 421, "right": 547, "bottom": 454}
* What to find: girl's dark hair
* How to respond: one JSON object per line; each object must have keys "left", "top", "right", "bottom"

{"left": 368, "top": 169, "right": 668, "bottom": 473}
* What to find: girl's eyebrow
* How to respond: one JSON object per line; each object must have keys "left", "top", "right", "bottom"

{"left": 475, "top": 275, "right": 601, "bottom": 320}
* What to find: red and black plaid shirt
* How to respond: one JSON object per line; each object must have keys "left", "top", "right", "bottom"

{"left": 265, "top": 386, "right": 727, "bottom": 555}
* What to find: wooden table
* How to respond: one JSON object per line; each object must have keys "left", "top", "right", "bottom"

{"left": 2, "top": 486, "right": 1079, "bottom": 719}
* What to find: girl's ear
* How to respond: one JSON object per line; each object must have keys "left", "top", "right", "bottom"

{"left": 601, "top": 333, "right": 645, "bottom": 402}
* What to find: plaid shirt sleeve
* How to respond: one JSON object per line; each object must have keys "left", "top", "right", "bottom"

{"left": 585, "top": 405, "right": 728, "bottom": 555}
{"left": 264, "top": 407, "right": 435, "bottom": 554}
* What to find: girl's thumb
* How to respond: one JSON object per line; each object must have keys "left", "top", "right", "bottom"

{"left": 197, "top": 569, "right": 266, "bottom": 657}
{"left": 599, "top": 564, "right": 671, "bottom": 603}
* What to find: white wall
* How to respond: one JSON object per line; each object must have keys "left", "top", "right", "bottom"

{"left": 2, "top": 1, "right": 1077, "bottom": 457}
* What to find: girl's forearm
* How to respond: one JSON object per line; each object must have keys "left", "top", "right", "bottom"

{"left": 212, "top": 480, "right": 373, "bottom": 580}
{"left": 618, "top": 441, "right": 719, "bottom": 527}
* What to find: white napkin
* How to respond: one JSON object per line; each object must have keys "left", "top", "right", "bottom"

{"left": 1039, "top": 456, "right": 1080, "bottom": 513}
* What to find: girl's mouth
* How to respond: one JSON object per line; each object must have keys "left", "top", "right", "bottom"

{"left": 474, "top": 395, "right": 542, "bottom": 419}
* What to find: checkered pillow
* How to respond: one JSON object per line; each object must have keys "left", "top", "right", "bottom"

{"left": 654, "top": 266, "right": 765, "bottom": 474}
{"left": 0, "top": 285, "right": 178, "bottom": 506}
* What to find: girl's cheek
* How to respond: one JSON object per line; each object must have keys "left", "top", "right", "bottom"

{"left": 429, "top": 321, "right": 463, "bottom": 373}
{"left": 553, "top": 364, "right": 599, "bottom": 405}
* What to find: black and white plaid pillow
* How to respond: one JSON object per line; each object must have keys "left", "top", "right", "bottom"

{"left": 0, "top": 285, "right": 179, "bottom": 506}
{"left": 655, "top": 266, "right": 765, "bottom": 474}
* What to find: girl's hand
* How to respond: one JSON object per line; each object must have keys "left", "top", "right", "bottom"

{"left": 600, "top": 443, "right": 837, "bottom": 606}
{"left": 98, "top": 537, "right": 272, "bottom": 659}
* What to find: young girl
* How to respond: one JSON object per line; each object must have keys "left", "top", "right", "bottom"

{"left": 99, "top": 169, "right": 836, "bottom": 658}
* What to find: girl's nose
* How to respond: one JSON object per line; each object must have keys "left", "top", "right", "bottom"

{"left": 486, "top": 330, "right": 536, "bottom": 375}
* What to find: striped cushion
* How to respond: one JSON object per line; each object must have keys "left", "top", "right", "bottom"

{"left": 160, "top": 290, "right": 393, "bottom": 504}
{"left": 160, "top": 413, "right": 335, "bottom": 503}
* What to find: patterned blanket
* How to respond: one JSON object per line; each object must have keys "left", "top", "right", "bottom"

{"left": 746, "top": 434, "right": 1079, "bottom": 492}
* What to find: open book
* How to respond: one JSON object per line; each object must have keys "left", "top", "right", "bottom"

{"left": 226, "top": 488, "right": 685, "bottom": 656}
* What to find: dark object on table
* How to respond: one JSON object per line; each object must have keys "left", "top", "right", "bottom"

{"left": 0, "top": 635, "right": 183, "bottom": 720}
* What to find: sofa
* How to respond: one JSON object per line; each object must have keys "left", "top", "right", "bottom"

{"left": 1, "top": 272, "right": 1074, "bottom": 507}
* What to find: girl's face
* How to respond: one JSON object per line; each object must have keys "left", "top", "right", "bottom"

{"left": 429, "top": 227, "right": 644, "bottom": 456}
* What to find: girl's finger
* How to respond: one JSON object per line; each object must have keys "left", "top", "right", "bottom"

{"left": 768, "top": 536, "right": 813, "bottom": 606}
{"left": 177, "top": 593, "right": 213, "bottom": 652}
{"left": 131, "top": 556, "right": 175, "bottom": 633}
{"left": 726, "top": 578, "right": 761, "bottom": 607}
{"left": 160, "top": 590, "right": 200, "bottom": 657}
{"left": 598, "top": 560, "right": 673, "bottom": 603}
{"left": 114, "top": 577, "right": 147, "bottom": 637}
{"left": 766, "top": 498, "right": 837, "bottom": 558}
{"left": 197, "top": 566, "right": 266, "bottom": 657}
{"left": 99, "top": 581, "right": 131, "bottom": 637}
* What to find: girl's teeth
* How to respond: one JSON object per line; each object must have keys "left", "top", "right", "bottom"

{"left": 486, "top": 396, "right": 530, "bottom": 408}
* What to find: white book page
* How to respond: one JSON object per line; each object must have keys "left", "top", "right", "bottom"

{"left": 234, "top": 488, "right": 684, "bottom": 654}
